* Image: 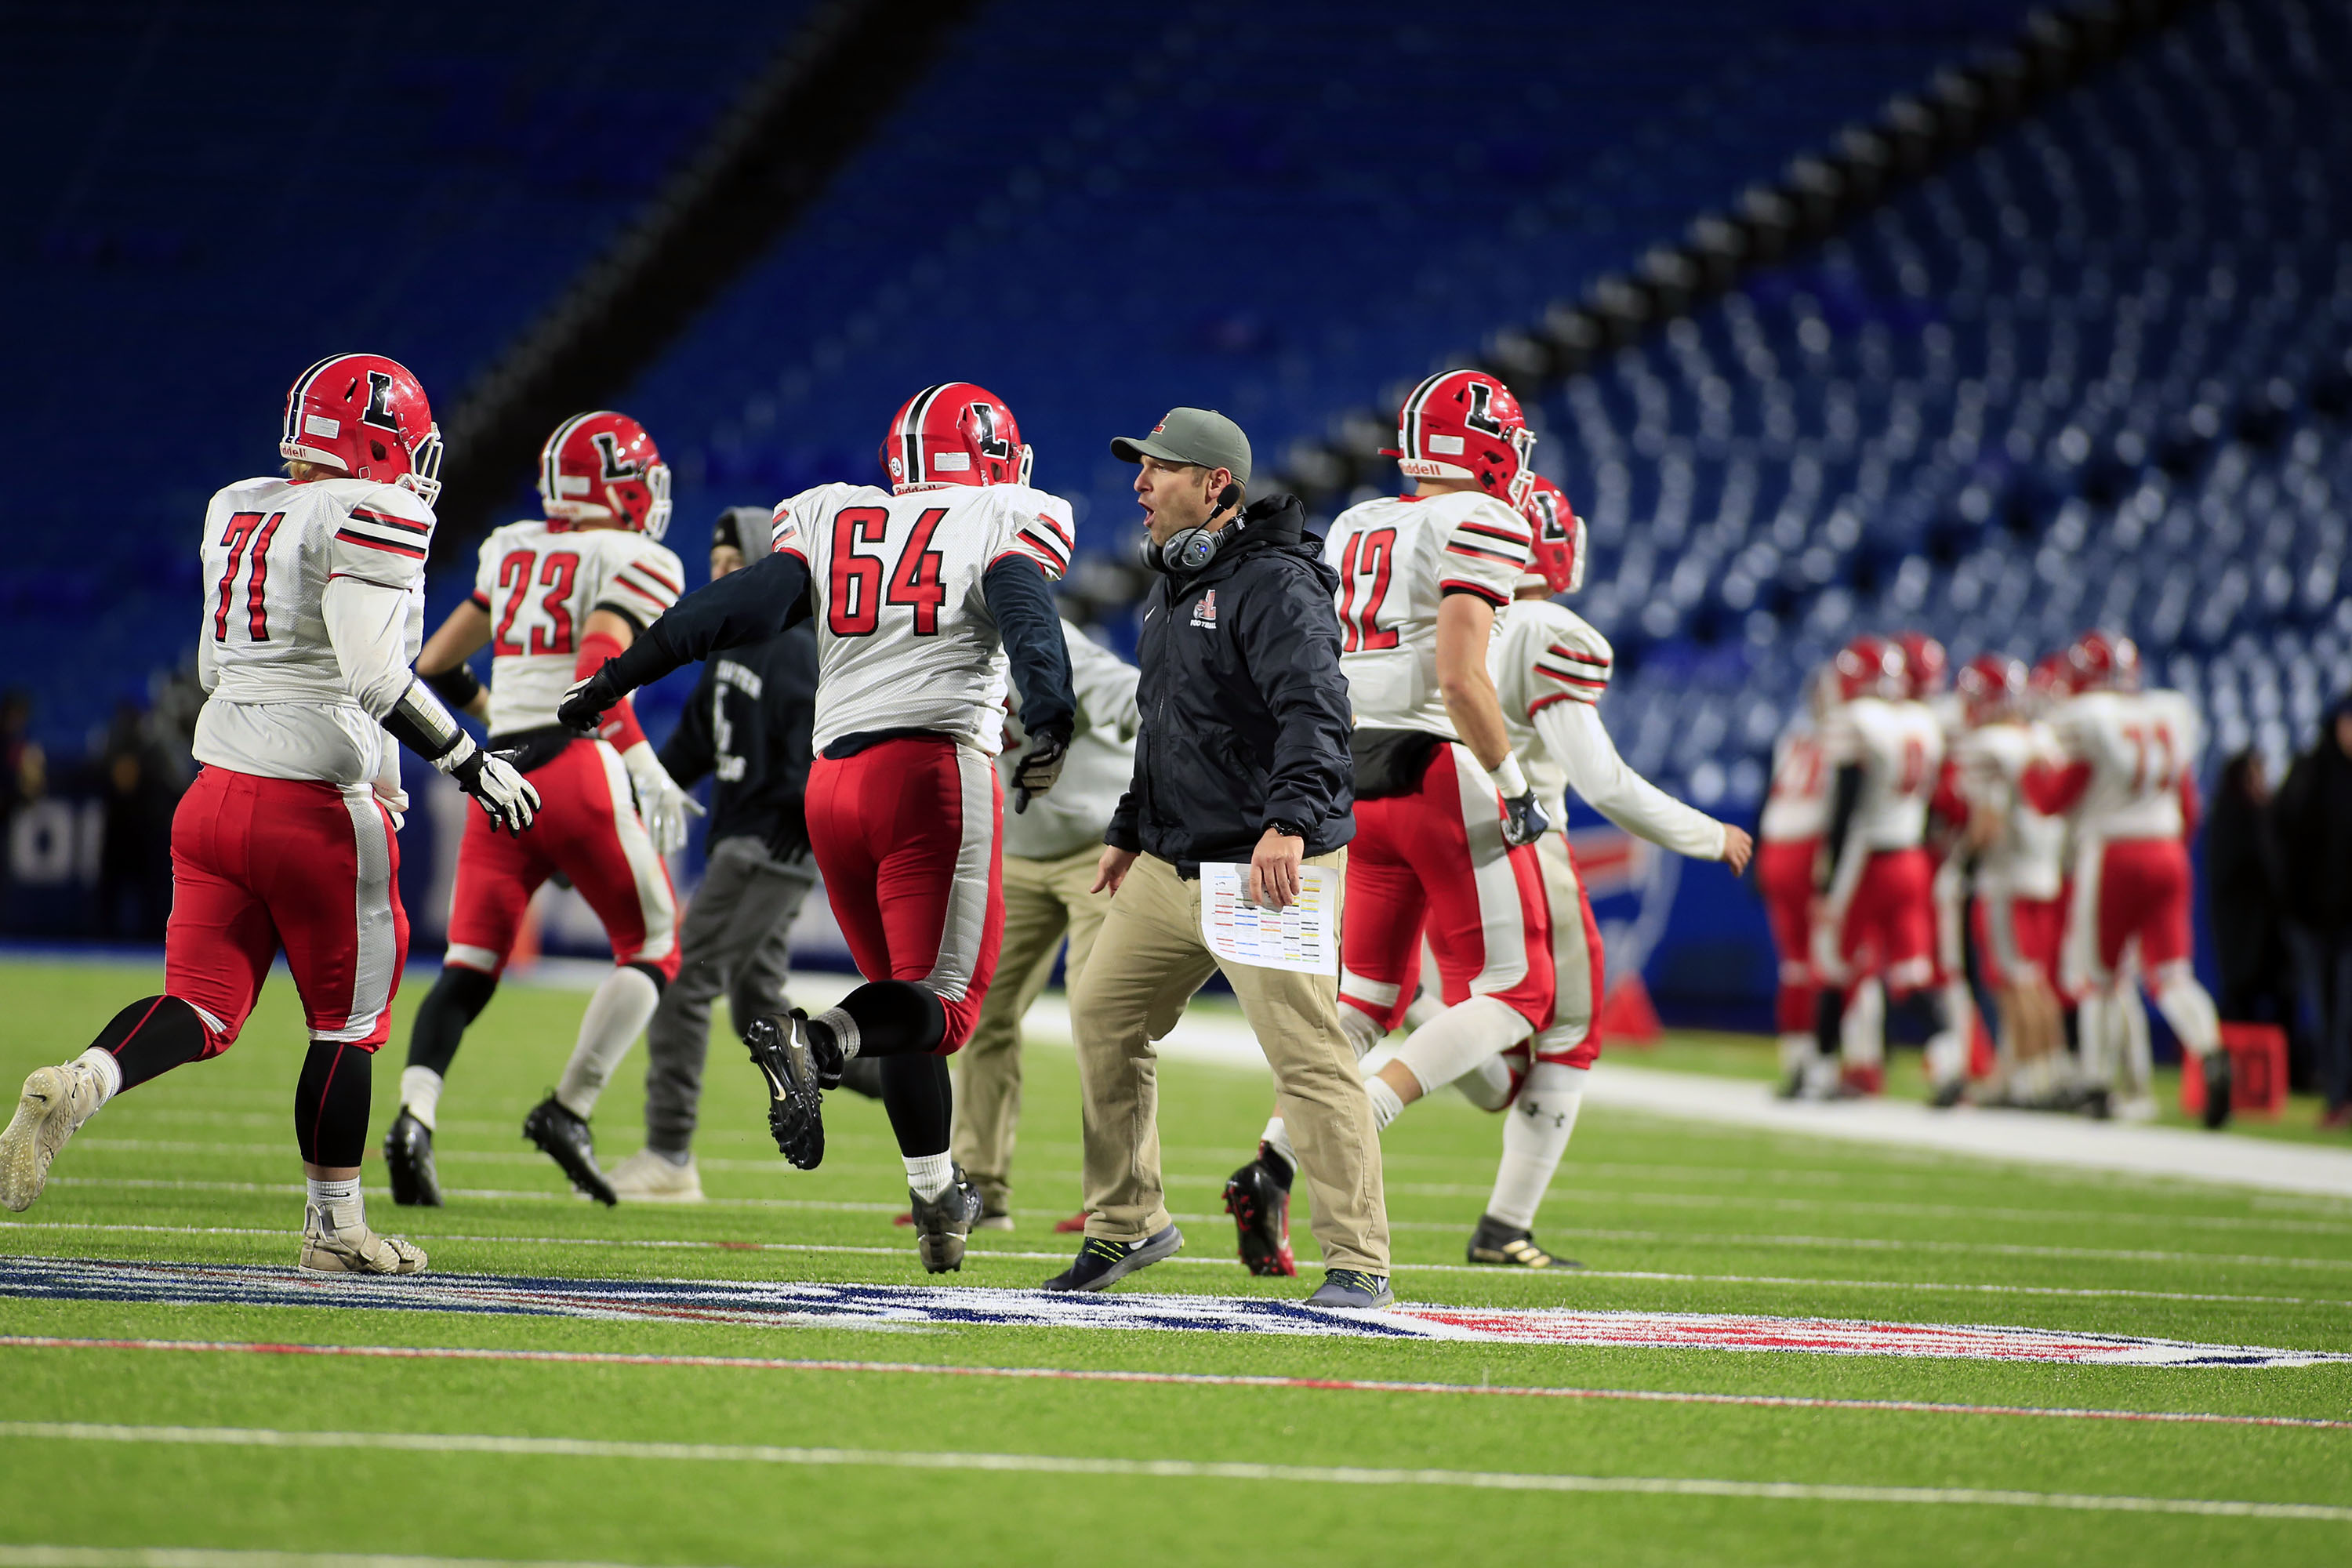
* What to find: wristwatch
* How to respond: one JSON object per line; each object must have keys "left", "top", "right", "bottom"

{"left": 1263, "top": 818, "right": 1308, "bottom": 840}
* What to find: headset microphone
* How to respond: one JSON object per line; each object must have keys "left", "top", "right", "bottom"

{"left": 1144, "top": 482, "right": 1249, "bottom": 575}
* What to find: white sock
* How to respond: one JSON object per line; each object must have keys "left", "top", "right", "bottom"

{"left": 1390, "top": 995, "right": 1532, "bottom": 1098}
{"left": 2075, "top": 989, "right": 2111, "bottom": 1089}
{"left": 1841, "top": 980, "right": 1884, "bottom": 1068}
{"left": 1338, "top": 1003, "right": 1385, "bottom": 1061}
{"left": 1258, "top": 1116, "right": 1297, "bottom": 1174}
{"left": 1776, "top": 1032, "right": 1814, "bottom": 1075}
{"left": 2018, "top": 1051, "right": 2057, "bottom": 1101}
{"left": 1485, "top": 1063, "right": 1586, "bottom": 1229}
{"left": 399, "top": 1066, "right": 443, "bottom": 1133}
{"left": 813, "top": 1006, "right": 862, "bottom": 1059}
{"left": 306, "top": 1174, "right": 363, "bottom": 1230}
{"left": 2118, "top": 985, "right": 2154, "bottom": 1097}
{"left": 555, "top": 966, "right": 660, "bottom": 1120}
{"left": 2153, "top": 967, "right": 2223, "bottom": 1060}
{"left": 1924, "top": 1030, "right": 1965, "bottom": 1087}
{"left": 904, "top": 1151, "right": 953, "bottom": 1201}
{"left": 1364, "top": 1073, "right": 1406, "bottom": 1131}
{"left": 74, "top": 1048, "right": 122, "bottom": 1105}
{"left": 1452, "top": 1051, "right": 1516, "bottom": 1112}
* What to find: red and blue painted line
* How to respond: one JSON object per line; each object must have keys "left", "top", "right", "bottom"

{"left": 4, "top": 1256, "right": 2347, "bottom": 1367}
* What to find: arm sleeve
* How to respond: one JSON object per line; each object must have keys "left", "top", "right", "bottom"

{"left": 658, "top": 664, "right": 719, "bottom": 790}
{"left": 982, "top": 558, "right": 1075, "bottom": 742}
{"left": 1532, "top": 700, "right": 1726, "bottom": 858}
{"left": 600, "top": 549, "right": 814, "bottom": 698}
{"left": 1243, "top": 563, "right": 1355, "bottom": 832}
{"left": 1435, "top": 495, "right": 1533, "bottom": 608}
{"left": 321, "top": 575, "right": 425, "bottom": 720}
{"left": 1065, "top": 622, "right": 1142, "bottom": 741}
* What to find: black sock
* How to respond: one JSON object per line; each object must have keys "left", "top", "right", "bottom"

{"left": 1813, "top": 988, "right": 1847, "bottom": 1059}
{"left": 90, "top": 996, "right": 210, "bottom": 1092}
{"left": 2062, "top": 1007, "right": 2081, "bottom": 1056}
{"left": 1889, "top": 988, "right": 1950, "bottom": 1042}
{"left": 810, "top": 980, "right": 947, "bottom": 1060}
{"left": 407, "top": 965, "right": 498, "bottom": 1078}
{"left": 878, "top": 1053, "right": 953, "bottom": 1159}
{"left": 296, "top": 1040, "right": 373, "bottom": 1167}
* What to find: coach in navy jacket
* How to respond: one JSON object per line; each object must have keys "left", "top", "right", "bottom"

{"left": 1105, "top": 492, "right": 1356, "bottom": 876}
{"left": 1049, "top": 406, "right": 1388, "bottom": 1311}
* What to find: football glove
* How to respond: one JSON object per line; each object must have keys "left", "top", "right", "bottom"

{"left": 441, "top": 737, "right": 539, "bottom": 835}
{"left": 1500, "top": 789, "right": 1551, "bottom": 848}
{"left": 1011, "top": 728, "right": 1069, "bottom": 815}
{"left": 557, "top": 664, "right": 624, "bottom": 732}
{"left": 622, "top": 741, "right": 702, "bottom": 855}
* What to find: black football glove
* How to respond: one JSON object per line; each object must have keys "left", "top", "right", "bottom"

{"left": 1500, "top": 789, "right": 1551, "bottom": 848}
{"left": 1011, "top": 728, "right": 1070, "bottom": 815}
{"left": 557, "top": 662, "right": 625, "bottom": 733}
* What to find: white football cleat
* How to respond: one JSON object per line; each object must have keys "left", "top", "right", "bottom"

{"left": 299, "top": 1205, "right": 428, "bottom": 1275}
{"left": 0, "top": 1061, "right": 109, "bottom": 1212}
{"left": 604, "top": 1148, "right": 705, "bottom": 1203}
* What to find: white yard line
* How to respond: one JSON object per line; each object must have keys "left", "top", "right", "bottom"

{"left": 3, "top": 1423, "right": 2347, "bottom": 1522}
{"left": 0, "top": 1552, "right": 659, "bottom": 1568}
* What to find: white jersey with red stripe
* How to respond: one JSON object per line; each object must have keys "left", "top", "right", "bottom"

{"left": 472, "top": 520, "right": 684, "bottom": 736}
{"left": 1761, "top": 718, "right": 1830, "bottom": 843}
{"left": 1957, "top": 720, "right": 2067, "bottom": 900}
{"left": 771, "top": 481, "right": 1074, "bottom": 756}
{"left": 1327, "top": 490, "right": 1530, "bottom": 738}
{"left": 2049, "top": 688, "right": 2202, "bottom": 841}
{"left": 1822, "top": 695, "right": 1945, "bottom": 852}
{"left": 191, "top": 474, "right": 431, "bottom": 787}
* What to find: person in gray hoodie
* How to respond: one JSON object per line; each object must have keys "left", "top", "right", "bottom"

{"left": 951, "top": 620, "right": 1141, "bottom": 1225}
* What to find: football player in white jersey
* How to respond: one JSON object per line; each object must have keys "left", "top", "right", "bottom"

{"left": 2024, "top": 631, "right": 2231, "bottom": 1126}
{"left": 1897, "top": 631, "right": 1979, "bottom": 1100}
{"left": 385, "top": 412, "right": 695, "bottom": 1207}
{"left": 1792, "top": 635, "right": 1951, "bottom": 1101}
{"left": 0, "top": 354, "right": 536, "bottom": 1272}
{"left": 1953, "top": 653, "right": 2071, "bottom": 1106}
{"left": 1759, "top": 667, "right": 1835, "bottom": 1078}
{"left": 1428, "top": 476, "right": 1751, "bottom": 1265}
{"left": 1224, "top": 369, "right": 1557, "bottom": 1278}
{"left": 564, "top": 383, "right": 1076, "bottom": 1270}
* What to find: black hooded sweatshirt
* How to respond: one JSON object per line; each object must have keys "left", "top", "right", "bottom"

{"left": 1108, "top": 494, "right": 1355, "bottom": 873}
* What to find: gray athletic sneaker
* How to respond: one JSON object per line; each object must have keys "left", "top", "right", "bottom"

{"left": 1305, "top": 1269, "right": 1394, "bottom": 1309}
{"left": 0, "top": 1061, "right": 108, "bottom": 1212}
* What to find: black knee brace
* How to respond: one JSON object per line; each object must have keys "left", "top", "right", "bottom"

{"left": 406, "top": 964, "right": 499, "bottom": 1076}
{"left": 296, "top": 1040, "right": 373, "bottom": 1167}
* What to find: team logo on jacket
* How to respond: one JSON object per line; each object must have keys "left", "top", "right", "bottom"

{"left": 1190, "top": 590, "right": 1218, "bottom": 630}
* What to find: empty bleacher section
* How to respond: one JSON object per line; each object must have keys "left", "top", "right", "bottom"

{"left": 3, "top": 0, "right": 812, "bottom": 750}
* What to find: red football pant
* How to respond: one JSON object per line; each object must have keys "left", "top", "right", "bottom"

{"left": 1826, "top": 847, "right": 1935, "bottom": 996}
{"left": 1756, "top": 837, "right": 1820, "bottom": 1034}
{"left": 1340, "top": 742, "right": 1552, "bottom": 1034}
{"left": 1973, "top": 894, "right": 2063, "bottom": 989}
{"left": 444, "top": 739, "right": 679, "bottom": 980}
{"left": 2063, "top": 837, "right": 2194, "bottom": 990}
{"left": 1521, "top": 832, "right": 1606, "bottom": 1070}
{"left": 166, "top": 766, "right": 408, "bottom": 1051}
{"left": 805, "top": 736, "right": 1004, "bottom": 1052}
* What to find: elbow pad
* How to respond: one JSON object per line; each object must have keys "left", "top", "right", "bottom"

{"left": 423, "top": 663, "right": 483, "bottom": 710}
{"left": 382, "top": 678, "right": 469, "bottom": 765}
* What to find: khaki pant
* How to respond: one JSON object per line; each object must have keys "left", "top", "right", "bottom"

{"left": 949, "top": 844, "right": 1110, "bottom": 1208}
{"left": 1069, "top": 850, "right": 1388, "bottom": 1274}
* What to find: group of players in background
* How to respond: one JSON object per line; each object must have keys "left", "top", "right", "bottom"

{"left": 1, "top": 343, "right": 2219, "bottom": 1291}
{"left": 1759, "top": 623, "right": 2231, "bottom": 1126}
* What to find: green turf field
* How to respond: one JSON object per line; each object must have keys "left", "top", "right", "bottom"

{"left": 2, "top": 956, "right": 2348, "bottom": 1567}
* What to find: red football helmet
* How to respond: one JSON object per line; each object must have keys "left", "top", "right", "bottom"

{"left": 2064, "top": 630, "right": 2140, "bottom": 693}
{"left": 1957, "top": 653, "right": 2026, "bottom": 727}
{"left": 539, "top": 412, "right": 672, "bottom": 539}
{"left": 2028, "top": 652, "right": 2070, "bottom": 712}
{"left": 881, "top": 383, "right": 1032, "bottom": 493}
{"left": 1517, "top": 475, "right": 1587, "bottom": 594}
{"left": 1834, "top": 633, "right": 1908, "bottom": 701}
{"left": 1381, "top": 368, "right": 1537, "bottom": 506}
{"left": 279, "top": 353, "right": 443, "bottom": 504}
{"left": 1893, "top": 632, "right": 1948, "bottom": 699}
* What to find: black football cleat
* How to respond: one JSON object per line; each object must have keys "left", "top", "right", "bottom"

{"left": 1221, "top": 1146, "right": 1296, "bottom": 1277}
{"left": 1041, "top": 1225, "right": 1184, "bottom": 1292}
{"left": 745, "top": 1013, "right": 827, "bottom": 1170}
{"left": 2201, "top": 1048, "right": 2233, "bottom": 1131}
{"left": 383, "top": 1109, "right": 443, "bottom": 1207}
{"left": 1466, "top": 1214, "right": 1582, "bottom": 1270}
{"left": 909, "top": 1168, "right": 983, "bottom": 1273}
{"left": 521, "top": 1095, "right": 616, "bottom": 1206}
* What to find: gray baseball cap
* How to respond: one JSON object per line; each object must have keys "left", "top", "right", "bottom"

{"left": 1110, "top": 407, "right": 1251, "bottom": 488}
